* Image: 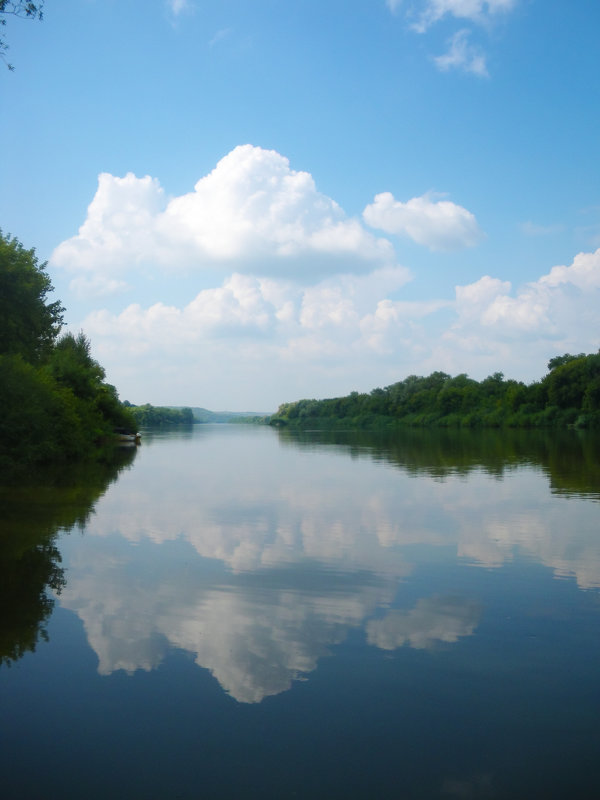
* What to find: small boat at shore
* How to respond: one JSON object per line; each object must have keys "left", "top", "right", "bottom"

{"left": 115, "top": 429, "right": 141, "bottom": 444}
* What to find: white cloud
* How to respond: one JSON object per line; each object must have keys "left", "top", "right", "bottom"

{"left": 453, "top": 274, "right": 552, "bottom": 334}
{"left": 51, "top": 146, "right": 397, "bottom": 295}
{"left": 434, "top": 29, "right": 489, "bottom": 77}
{"left": 363, "top": 190, "right": 484, "bottom": 250}
{"left": 52, "top": 172, "right": 168, "bottom": 276}
{"left": 409, "top": 0, "right": 517, "bottom": 32}
{"left": 540, "top": 248, "right": 600, "bottom": 291}
{"left": 51, "top": 140, "right": 600, "bottom": 408}
{"left": 426, "top": 248, "right": 600, "bottom": 381}
{"left": 452, "top": 249, "right": 600, "bottom": 338}
{"left": 387, "top": 1, "right": 517, "bottom": 76}
{"left": 83, "top": 266, "right": 413, "bottom": 355}
{"left": 167, "top": 0, "right": 191, "bottom": 16}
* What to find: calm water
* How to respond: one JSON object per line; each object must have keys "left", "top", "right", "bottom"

{"left": 1, "top": 425, "right": 600, "bottom": 799}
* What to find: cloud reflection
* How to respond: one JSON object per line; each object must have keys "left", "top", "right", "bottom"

{"left": 61, "top": 547, "right": 397, "bottom": 702}
{"left": 366, "top": 596, "right": 481, "bottom": 651}
{"left": 56, "top": 428, "right": 600, "bottom": 702}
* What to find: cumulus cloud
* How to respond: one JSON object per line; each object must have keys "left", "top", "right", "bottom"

{"left": 539, "top": 248, "right": 600, "bottom": 291}
{"left": 363, "top": 191, "right": 484, "bottom": 250}
{"left": 51, "top": 172, "right": 168, "bottom": 295}
{"left": 72, "top": 217, "right": 600, "bottom": 412}
{"left": 453, "top": 274, "right": 554, "bottom": 334}
{"left": 81, "top": 266, "right": 414, "bottom": 371}
{"left": 452, "top": 249, "right": 600, "bottom": 339}
{"left": 434, "top": 29, "right": 489, "bottom": 77}
{"left": 51, "top": 145, "right": 397, "bottom": 295}
{"left": 77, "top": 246, "right": 600, "bottom": 408}
{"left": 416, "top": 247, "right": 600, "bottom": 381}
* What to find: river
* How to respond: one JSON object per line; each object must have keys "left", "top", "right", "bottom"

{"left": 1, "top": 424, "right": 600, "bottom": 798}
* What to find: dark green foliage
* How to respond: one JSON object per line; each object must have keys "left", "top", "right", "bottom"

{"left": 0, "top": 231, "right": 64, "bottom": 363}
{"left": 230, "top": 415, "right": 272, "bottom": 425}
{"left": 271, "top": 352, "right": 600, "bottom": 431}
{"left": 48, "top": 331, "right": 105, "bottom": 400}
{"left": 46, "top": 331, "right": 137, "bottom": 438}
{"left": 547, "top": 353, "right": 585, "bottom": 372}
{"left": 0, "top": 355, "right": 86, "bottom": 466}
{"left": 0, "top": 538, "right": 63, "bottom": 666}
{"left": 0, "top": 231, "right": 137, "bottom": 466}
{"left": 545, "top": 353, "right": 600, "bottom": 411}
{"left": 128, "top": 404, "right": 194, "bottom": 426}
{"left": 276, "top": 425, "right": 600, "bottom": 493}
{"left": 0, "top": 448, "right": 136, "bottom": 666}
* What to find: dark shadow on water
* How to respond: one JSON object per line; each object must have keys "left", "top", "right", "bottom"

{"left": 276, "top": 426, "right": 600, "bottom": 497}
{"left": 0, "top": 447, "right": 138, "bottom": 667}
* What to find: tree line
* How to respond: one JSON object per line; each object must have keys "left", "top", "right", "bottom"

{"left": 271, "top": 353, "right": 600, "bottom": 430}
{"left": 126, "top": 403, "right": 194, "bottom": 426}
{"left": 0, "top": 231, "right": 137, "bottom": 468}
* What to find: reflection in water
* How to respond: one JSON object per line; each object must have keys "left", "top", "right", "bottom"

{"left": 62, "top": 558, "right": 393, "bottom": 702}
{"left": 0, "top": 538, "right": 65, "bottom": 666}
{"left": 366, "top": 596, "right": 481, "bottom": 651}
{"left": 278, "top": 426, "right": 600, "bottom": 495}
{"left": 3, "top": 425, "right": 600, "bottom": 799}
{"left": 49, "top": 425, "right": 600, "bottom": 704}
{"left": 0, "top": 448, "right": 137, "bottom": 666}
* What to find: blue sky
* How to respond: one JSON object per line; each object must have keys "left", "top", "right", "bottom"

{"left": 2, "top": 0, "right": 600, "bottom": 410}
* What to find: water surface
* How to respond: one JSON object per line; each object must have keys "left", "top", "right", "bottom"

{"left": 1, "top": 425, "right": 600, "bottom": 798}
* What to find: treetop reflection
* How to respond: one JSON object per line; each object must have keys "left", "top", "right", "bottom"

{"left": 0, "top": 447, "right": 137, "bottom": 667}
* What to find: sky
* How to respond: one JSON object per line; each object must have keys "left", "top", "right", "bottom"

{"left": 1, "top": 0, "right": 600, "bottom": 411}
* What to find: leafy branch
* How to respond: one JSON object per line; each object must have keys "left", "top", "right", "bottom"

{"left": 0, "top": 1, "right": 44, "bottom": 70}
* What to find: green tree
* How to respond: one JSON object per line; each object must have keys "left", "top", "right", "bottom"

{"left": 48, "top": 331, "right": 106, "bottom": 401}
{"left": 0, "top": 1, "right": 44, "bottom": 69}
{"left": 47, "top": 331, "right": 137, "bottom": 437}
{"left": 0, "top": 354, "right": 87, "bottom": 466}
{"left": 547, "top": 353, "right": 585, "bottom": 372}
{"left": 0, "top": 230, "right": 64, "bottom": 363}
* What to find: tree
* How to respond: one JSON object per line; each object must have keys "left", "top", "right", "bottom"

{"left": 547, "top": 353, "right": 585, "bottom": 372}
{"left": 0, "top": 230, "right": 64, "bottom": 363}
{"left": 47, "top": 331, "right": 138, "bottom": 436}
{"left": 0, "top": 1, "right": 44, "bottom": 70}
{"left": 48, "top": 331, "right": 106, "bottom": 401}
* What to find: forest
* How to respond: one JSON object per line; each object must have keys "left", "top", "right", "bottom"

{"left": 126, "top": 404, "right": 194, "bottom": 426}
{"left": 0, "top": 231, "right": 137, "bottom": 468}
{"left": 270, "top": 353, "right": 600, "bottom": 430}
